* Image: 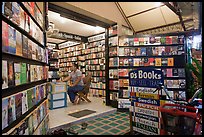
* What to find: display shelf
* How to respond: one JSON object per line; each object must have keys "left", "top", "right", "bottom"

{"left": 2, "top": 15, "right": 44, "bottom": 48}
{"left": 18, "top": 2, "right": 43, "bottom": 31}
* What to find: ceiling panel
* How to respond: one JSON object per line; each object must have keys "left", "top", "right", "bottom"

{"left": 128, "top": 8, "right": 166, "bottom": 32}
{"left": 119, "top": 2, "right": 163, "bottom": 17}
{"left": 48, "top": 10, "right": 105, "bottom": 37}
{"left": 160, "top": 5, "right": 180, "bottom": 24}
{"left": 47, "top": 37, "right": 66, "bottom": 44}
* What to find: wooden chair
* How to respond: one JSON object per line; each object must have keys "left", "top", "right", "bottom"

{"left": 76, "top": 75, "right": 91, "bottom": 104}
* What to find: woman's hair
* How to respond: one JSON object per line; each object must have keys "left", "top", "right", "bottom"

{"left": 73, "top": 63, "right": 78, "bottom": 69}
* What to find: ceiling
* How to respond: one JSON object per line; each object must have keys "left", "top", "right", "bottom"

{"left": 47, "top": 2, "right": 201, "bottom": 44}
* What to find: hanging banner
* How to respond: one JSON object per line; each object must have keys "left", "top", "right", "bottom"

{"left": 129, "top": 68, "right": 164, "bottom": 135}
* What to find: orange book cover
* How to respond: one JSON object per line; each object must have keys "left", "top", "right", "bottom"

{"left": 168, "top": 58, "right": 174, "bottom": 66}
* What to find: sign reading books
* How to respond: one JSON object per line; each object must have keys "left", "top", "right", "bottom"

{"left": 129, "top": 68, "right": 164, "bottom": 135}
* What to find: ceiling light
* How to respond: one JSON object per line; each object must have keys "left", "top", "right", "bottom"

{"left": 155, "top": 2, "right": 162, "bottom": 7}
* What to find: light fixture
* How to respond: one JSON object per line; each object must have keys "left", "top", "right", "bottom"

{"left": 155, "top": 2, "right": 162, "bottom": 7}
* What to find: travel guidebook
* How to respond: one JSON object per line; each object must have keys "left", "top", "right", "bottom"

{"left": 8, "top": 25, "right": 16, "bottom": 54}
{"left": 2, "top": 21, "right": 9, "bottom": 53}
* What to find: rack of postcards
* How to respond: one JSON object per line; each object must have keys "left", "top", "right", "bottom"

{"left": 86, "top": 33, "right": 106, "bottom": 97}
{"left": 58, "top": 41, "right": 86, "bottom": 78}
{"left": 119, "top": 34, "right": 187, "bottom": 135}
{"left": 2, "top": 2, "right": 49, "bottom": 135}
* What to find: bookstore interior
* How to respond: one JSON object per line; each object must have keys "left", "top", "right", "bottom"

{"left": 2, "top": 2, "right": 202, "bottom": 135}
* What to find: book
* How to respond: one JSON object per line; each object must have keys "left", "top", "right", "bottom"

{"left": 123, "top": 89, "right": 129, "bottom": 98}
{"left": 179, "top": 79, "right": 186, "bottom": 88}
{"left": 133, "top": 58, "right": 140, "bottom": 66}
{"left": 178, "top": 68, "right": 185, "bottom": 77}
{"left": 22, "top": 35, "right": 28, "bottom": 58}
{"left": 144, "top": 37, "right": 149, "bottom": 45}
{"left": 178, "top": 36, "right": 184, "bottom": 44}
{"left": 172, "top": 36, "right": 178, "bottom": 44}
{"left": 20, "top": 63, "right": 27, "bottom": 84}
{"left": 135, "top": 47, "right": 141, "bottom": 56}
{"left": 8, "top": 25, "right": 16, "bottom": 54}
{"left": 166, "top": 68, "right": 172, "bottom": 77}
{"left": 144, "top": 57, "right": 149, "bottom": 66}
{"left": 166, "top": 36, "right": 172, "bottom": 44}
{"left": 32, "top": 110, "right": 38, "bottom": 130}
{"left": 22, "top": 91, "right": 28, "bottom": 114}
{"left": 119, "top": 37, "right": 128, "bottom": 46}
{"left": 124, "top": 48, "right": 130, "bottom": 56}
{"left": 149, "top": 58, "right": 155, "bottom": 66}
{"left": 27, "top": 39, "right": 33, "bottom": 59}
{"left": 16, "top": 30, "right": 23, "bottom": 56}
{"left": 149, "top": 37, "right": 156, "bottom": 44}
{"left": 27, "top": 88, "right": 33, "bottom": 109}
{"left": 170, "top": 46, "right": 178, "bottom": 55}
{"left": 162, "top": 69, "right": 167, "bottom": 77}
{"left": 139, "top": 58, "right": 144, "bottom": 66}
{"left": 11, "top": 2, "right": 20, "bottom": 26}
{"left": 113, "top": 69, "right": 119, "bottom": 79}
{"left": 118, "top": 48, "right": 124, "bottom": 56}
{"left": 123, "top": 58, "right": 129, "bottom": 66}
{"left": 134, "top": 38, "right": 139, "bottom": 46}
{"left": 2, "top": 60, "right": 8, "bottom": 89}
{"left": 155, "top": 37, "right": 161, "bottom": 45}
{"left": 4, "top": 2, "right": 12, "bottom": 18}
{"left": 109, "top": 80, "right": 114, "bottom": 90}
{"left": 128, "top": 38, "right": 134, "bottom": 46}
{"left": 128, "top": 58, "right": 134, "bottom": 66}
{"left": 155, "top": 58, "right": 161, "bottom": 66}
{"left": 164, "top": 46, "right": 171, "bottom": 55}
{"left": 19, "top": 7, "right": 25, "bottom": 29}
{"left": 27, "top": 64, "right": 30, "bottom": 82}
{"left": 129, "top": 48, "right": 136, "bottom": 56}
{"left": 168, "top": 58, "right": 174, "bottom": 66}
{"left": 172, "top": 80, "right": 179, "bottom": 88}
{"left": 167, "top": 80, "right": 173, "bottom": 88}
{"left": 158, "top": 46, "right": 165, "bottom": 55}
{"left": 14, "top": 62, "right": 21, "bottom": 86}
{"left": 8, "top": 60, "right": 15, "bottom": 87}
{"left": 8, "top": 96, "right": 16, "bottom": 125}
{"left": 28, "top": 114, "right": 34, "bottom": 135}
{"left": 2, "top": 98, "right": 8, "bottom": 130}
{"left": 139, "top": 38, "right": 144, "bottom": 45}
{"left": 146, "top": 47, "right": 152, "bottom": 56}
{"left": 119, "top": 79, "right": 124, "bottom": 87}
{"left": 15, "top": 92, "right": 23, "bottom": 119}
{"left": 109, "top": 47, "right": 118, "bottom": 56}
{"left": 172, "top": 68, "right": 178, "bottom": 77}
{"left": 113, "top": 57, "right": 119, "bottom": 67}
{"left": 160, "top": 37, "right": 166, "bottom": 44}
{"left": 161, "top": 58, "right": 168, "bottom": 66}
{"left": 140, "top": 47, "right": 146, "bottom": 56}
{"left": 2, "top": 21, "right": 9, "bottom": 53}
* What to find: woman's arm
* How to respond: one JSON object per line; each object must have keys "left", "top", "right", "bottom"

{"left": 62, "top": 75, "right": 71, "bottom": 82}
{"left": 71, "top": 76, "right": 82, "bottom": 87}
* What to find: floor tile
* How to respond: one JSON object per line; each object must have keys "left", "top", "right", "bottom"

{"left": 101, "top": 125, "right": 112, "bottom": 130}
{"left": 92, "top": 128, "right": 104, "bottom": 134}
{"left": 109, "top": 128, "right": 121, "bottom": 134}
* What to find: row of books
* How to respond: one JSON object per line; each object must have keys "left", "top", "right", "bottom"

{"left": 119, "top": 35, "right": 184, "bottom": 46}
{"left": 2, "top": 83, "right": 48, "bottom": 130}
{"left": 2, "top": 2, "right": 44, "bottom": 45}
{"left": 90, "top": 83, "right": 106, "bottom": 89}
{"left": 48, "top": 49, "right": 58, "bottom": 59}
{"left": 118, "top": 89, "right": 130, "bottom": 98}
{"left": 109, "top": 57, "right": 175, "bottom": 67}
{"left": 49, "top": 62, "right": 59, "bottom": 69}
{"left": 2, "top": 60, "right": 48, "bottom": 89}
{"left": 89, "top": 71, "right": 105, "bottom": 77}
{"left": 84, "top": 46, "right": 105, "bottom": 54}
{"left": 85, "top": 52, "right": 105, "bottom": 59}
{"left": 59, "top": 57, "right": 78, "bottom": 62}
{"left": 89, "top": 89, "right": 106, "bottom": 97}
{"left": 2, "top": 21, "right": 48, "bottom": 63}
{"left": 110, "top": 92, "right": 119, "bottom": 101}
{"left": 6, "top": 101, "right": 49, "bottom": 135}
{"left": 85, "top": 65, "right": 105, "bottom": 71}
{"left": 117, "top": 45, "right": 184, "bottom": 56}
{"left": 92, "top": 77, "right": 106, "bottom": 83}
{"left": 109, "top": 25, "right": 118, "bottom": 36}
{"left": 164, "top": 79, "right": 186, "bottom": 89}
{"left": 110, "top": 68, "right": 185, "bottom": 78}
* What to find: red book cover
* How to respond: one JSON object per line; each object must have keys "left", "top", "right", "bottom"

{"left": 166, "top": 36, "right": 172, "bottom": 44}
{"left": 109, "top": 80, "right": 114, "bottom": 90}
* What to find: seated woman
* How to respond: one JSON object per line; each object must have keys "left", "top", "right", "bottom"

{"left": 62, "top": 63, "right": 84, "bottom": 104}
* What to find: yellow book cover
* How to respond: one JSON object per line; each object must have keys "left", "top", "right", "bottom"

{"left": 168, "top": 58, "right": 174, "bottom": 66}
{"left": 155, "top": 58, "right": 161, "bottom": 66}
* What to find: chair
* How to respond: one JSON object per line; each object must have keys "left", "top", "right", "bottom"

{"left": 76, "top": 75, "right": 91, "bottom": 104}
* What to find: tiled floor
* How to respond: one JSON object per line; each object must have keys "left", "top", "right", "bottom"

{"left": 65, "top": 111, "right": 130, "bottom": 135}
{"left": 49, "top": 96, "right": 117, "bottom": 131}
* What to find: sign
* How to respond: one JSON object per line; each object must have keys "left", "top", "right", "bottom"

{"left": 129, "top": 69, "right": 164, "bottom": 88}
{"left": 49, "top": 31, "right": 87, "bottom": 42}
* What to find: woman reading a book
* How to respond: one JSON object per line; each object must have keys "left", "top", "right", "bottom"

{"left": 62, "top": 63, "right": 84, "bottom": 104}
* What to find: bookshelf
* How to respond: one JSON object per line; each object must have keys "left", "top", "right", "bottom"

{"left": 86, "top": 33, "right": 106, "bottom": 97}
{"left": 119, "top": 34, "right": 187, "bottom": 135}
{"left": 2, "top": 2, "right": 49, "bottom": 135}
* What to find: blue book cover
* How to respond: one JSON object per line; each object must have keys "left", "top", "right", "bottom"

{"left": 2, "top": 98, "right": 8, "bottom": 130}
{"left": 140, "top": 47, "right": 146, "bottom": 56}
{"left": 8, "top": 26, "right": 16, "bottom": 54}
{"left": 8, "top": 96, "right": 16, "bottom": 125}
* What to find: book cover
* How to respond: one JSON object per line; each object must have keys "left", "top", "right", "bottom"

{"left": 167, "top": 80, "right": 173, "bottom": 88}
{"left": 123, "top": 90, "right": 129, "bottom": 98}
{"left": 16, "top": 30, "right": 23, "bottom": 56}
{"left": 119, "top": 79, "right": 124, "bottom": 87}
{"left": 129, "top": 48, "right": 136, "bottom": 56}
{"left": 123, "top": 58, "right": 129, "bottom": 66}
{"left": 172, "top": 68, "right": 178, "bottom": 77}
{"left": 27, "top": 64, "right": 30, "bottom": 82}
{"left": 22, "top": 35, "right": 28, "bottom": 58}
{"left": 14, "top": 62, "right": 21, "bottom": 86}
{"left": 158, "top": 46, "right": 165, "bottom": 55}
{"left": 28, "top": 114, "right": 34, "bottom": 135}
{"left": 118, "top": 48, "right": 124, "bottom": 56}
{"left": 134, "top": 38, "right": 139, "bottom": 46}
{"left": 123, "top": 79, "right": 129, "bottom": 87}
{"left": 22, "top": 91, "right": 28, "bottom": 114}
{"left": 39, "top": 85, "right": 44, "bottom": 101}
{"left": 179, "top": 79, "right": 186, "bottom": 88}
{"left": 8, "top": 60, "right": 15, "bottom": 87}
{"left": 2, "top": 21, "right": 9, "bottom": 53}
{"left": 19, "top": 7, "right": 25, "bottom": 29}
{"left": 170, "top": 46, "right": 178, "bottom": 55}
{"left": 30, "top": 65, "right": 34, "bottom": 82}
{"left": 139, "top": 37, "right": 144, "bottom": 45}
{"left": 140, "top": 47, "right": 146, "bottom": 56}
{"left": 2, "top": 60, "right": 8, "bottom": 89}
{"left": 160, "top": 37, "right": 166, "bottom": 45}
{"left": 178, "top": 36, "right": 184, "bottom": 44}
{"left": 27, "top": 39, "right": 32, "bottom": 59}
{"left": 135, "top": 47, "right": 141, "bottom": 56}
{"left": 8, "top": 25, "right": 16, "bottom": 54}
{"left": 155, "top": 58, "right": 161, "bottom": 66}
{"left": 109, "top": 80, "right": 114, "bottom": 90}
{"left": 155, "top": 37, "right": 161, "bottom": 45}
{"left": 166, "top": 36, "right": 172, "bottom": 44}
{"left": 32, "top": 110, "right": 38, "bottom": 130}
{"left": 113, "top": 57, "right": 119, "bottom": 67}
{"left": 20, "top": 63, "right": 27, "bottom": 84}
{"left": 27, "top": 88, "right": 33, "bottom": 109}
{"left": 128, "top": 58, "right": 134, "bottom": 66}
{"left": 113, "top": 69, "right": 119, "bottom": 79}
{"left": 128, "top": 38, "right": 134, "bottom": 46}
{"left": 109, "top": 47, "right": 117, "bottom": 56}
{"left": 11, "top": 2, "right": 20, "bottom": 26}
{"left": 172, "top": 36, "right": 178, "bottom": 44}
{"left": 172, "top": 80, "right": 179, "bottom": 88}
{"left": 4, "top": 2, "right": 12, "bottom": 18}
{"left": 8, "top": 96, "right": 16, "bottom": 125}
{"left": 164, "top": 46, "right": 171, "bottom": 55}
{"left": 146, "top": 47, "right": 153, "bottom": 56}
{"left": 149, "top": 37, "right": 156, "bottom": 44}
{"left": 35, "top": 86, "right": 40, "bottom": 103}
{"left": 109, "top": 70, "right": 113, "bottom": 78}
{"left": 168, "top": 58, "right": 174, "bottom": 66}
{"left": 139, "top": 58, "right": 144, "bottom": 66}
{"left": 178, "top": 68, "right": 185, "bottom": 77}
{"left": 162, "top": 69, "right": 167, "bottom": 77}
{"left": 119, "top": 37, "right": 128, "bottom": 46}
{"left": 149, "top": 58, "right": 155, "bottom": 66}
{"left": 112, "top": 92, "right": 119, "bottom": 100}
{"left": 15, "top": 92, "right": 23, "bottom": 119}
{"left": 2, "top": 98, "right": 8, "bottom": 130}
{"left": 124, "top": 48, "right": 130, "bottom": 56}
{"left": 32, "top": 87, "right": 37, "bottom": 106}
{"left": 151, "top": 47, "right": 157, "bottom": 55}
{"left": 144, "top": 37, "right": 149, "bottom": 45}
{"left": 166, "top": 68, "right": 172, "bottom": 77}
{"left": 161, "top": 58, "right": 168, "bottom": 66}
{"left": 144, "top": 57, "right": 149, "bottom": 66}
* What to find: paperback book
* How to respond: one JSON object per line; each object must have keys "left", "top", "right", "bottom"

{"left": 14, "top": 62, "right": 21, "bottom": 86}
{"left": 15, "top": 92, "right": 23, "bottom": 119}
{"left": 2, "top": 98, "right": 8, "bottom": 130}
{"left": 20, "top": 63, "right": 27, "bottom": 84}
{"left": 16, "top": 30, "right": 23, "bottom": 56}
{"left": 8, "top": 60, "right": 15, "bottom": 87}
{"left": 8, "top": 25, "right": 16, "bottom": 54}
{"left": 2, "top": 21, "right": 9, "bottom": 53}
{"left": 2, "top": 60, "right": 8, "bottom": 89}
{"left": 8, "top": 96, "right": 16, "bottom": 125}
